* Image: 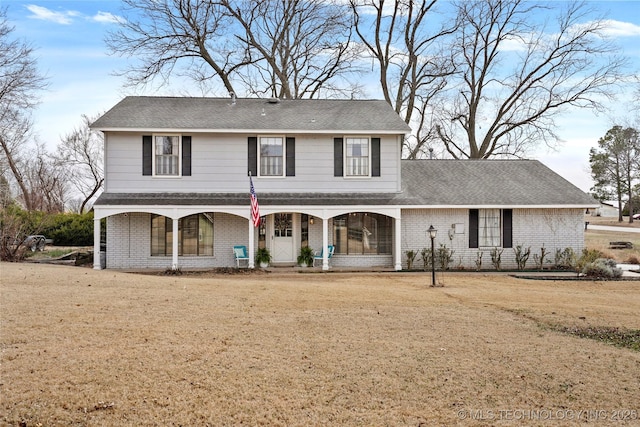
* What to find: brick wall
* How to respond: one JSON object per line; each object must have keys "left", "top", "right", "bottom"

{"left": 106, "top": 212, "right": 252, "bottom": 269}
{"left": 105, "top": 208, "right": 584, "bottom": 270}
{"left": 400, "top": 208, "right": 585, "bottom": 270}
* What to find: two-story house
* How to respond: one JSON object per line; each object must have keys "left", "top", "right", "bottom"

{"left": 90, "top": 96, "right": 596, "bottom": 271}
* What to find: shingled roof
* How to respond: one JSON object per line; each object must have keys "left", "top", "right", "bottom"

{"left": 400, "top": 160, "right": 596, "bottom": 207}
{"left": 91, "top": 96, "right": 411, "bottom": 134}
{"left": 95, "top": 160, "right": 596, "bottom": 208}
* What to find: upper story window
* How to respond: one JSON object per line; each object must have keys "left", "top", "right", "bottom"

{"left": 345, "top": 137, "right": 370, "bottom": 177}
{"left": 334, "top": 137, "right": 379, "bottom": 178}
{"left": 259, "top": 136, "right": 284, "bottom": 176}
{"left": 154, "top": 135, "right": 180, "bottom": 176}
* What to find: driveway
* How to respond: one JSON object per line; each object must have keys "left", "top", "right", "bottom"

{"left": 587, "top": 224, "right": 640, "bottom": 233}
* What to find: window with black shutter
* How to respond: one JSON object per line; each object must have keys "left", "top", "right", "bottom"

{"left": 286, "top": 137, "right": 295, "bottom": 176}
{"left": 248, "top": 137, "right": 258, "bottom": 176}
{"left": 182, "top": 136, "right": 191, "bottom": 176}
{"left": 142, "top": 135, "right": 152, "bottom": 176}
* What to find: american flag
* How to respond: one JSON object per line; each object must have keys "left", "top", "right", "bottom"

{"left": 250, "top": 175, "right": 261, "bottom": 227}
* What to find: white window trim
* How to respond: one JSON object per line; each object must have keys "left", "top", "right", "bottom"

{"left": 258, "top": 135, "right": 286, "bottom": 178}
{"left": 152, "top": 134, "right": 182, "bottom": 178}
{"left": 343, "top": 136, "right": 371, "bottom": 178}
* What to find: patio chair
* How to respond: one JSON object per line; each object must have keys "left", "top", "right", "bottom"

{"left": 313, "top": 245, "right": 334, "bottom": 267}
{"left": 233, "top": 245, "right": 250, "bottom": 268}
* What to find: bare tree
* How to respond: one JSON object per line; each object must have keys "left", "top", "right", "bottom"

{"left": 55, "top": 115, "right": 104, "bottom": 213}
{"left": 107, "top": 0, "right": 358, "bottom": 98}
{"left": 106, "top": 0, "right": 245, "bottom": 94}
{"left": 224, "top": 0, "right": 358, "bottom": 99}
{"left": 22, "top": 144, "right": 67, "bottom": 213}
{"left": 0, "top": 7, "right": 48, "bottom": 211}
{"left": 433, "top": 0, "right": 626, "bottom": 159}
{"left": 350, "top": 0, "right": 456, "bottom": 158}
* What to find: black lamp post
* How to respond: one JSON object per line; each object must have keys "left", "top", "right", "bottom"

{"left": 427, "top": 225, "right": 437, "bottom": 287}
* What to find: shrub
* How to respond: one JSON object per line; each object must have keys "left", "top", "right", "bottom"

{"left": 475, "top": 251, "right": 483, "bottom": 271}
{"left": 575, "top": 248, "right": 607, "bottom": 274}
{"left": 533, "top": 246, "right": 549, "bottom": 270}
{"left": 582, "top": 258, "right": 623, "bottom": 279}
{"left": 436, "top": 244, "right": 454, "bottom": 270}
{"left": 420, "top": 247, "right": 432, "bottom": 271}
{"left": 405, "top": 250, "right": 417, "bottom": 270}
{"left": 490, "top": 247, "right": 503, "bottom": 271}
{"left": 554, "top": 247, "right": 576, "bottom": 270}
{"left": 513, "top": 245, "right": 531, "bottom": 270}
{"left": 41, "top": 212, "right": 94, "bottom": 246}
{"left": 0, "top": 204, "right": 50, "bottom": 261}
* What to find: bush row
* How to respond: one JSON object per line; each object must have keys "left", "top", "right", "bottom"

{"left": 405, "top": 245, "right": 623, "bottom": 278}
{"left": 0, "top": 204, "right": 96, "bottom": 261}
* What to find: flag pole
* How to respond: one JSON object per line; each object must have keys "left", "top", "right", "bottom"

{"left": 248, "top": 171, "right": 259, "bottom": 268}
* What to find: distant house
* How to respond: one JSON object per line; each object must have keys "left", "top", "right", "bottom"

{"left": 592, "top": 201, "right": 619, "bottom": 218}
{"left": 90, "top": 96, "right": 597, "bottom": 271}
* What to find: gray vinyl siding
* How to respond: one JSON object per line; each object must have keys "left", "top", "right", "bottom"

{"left": 104, "top": 132, "right": 402, "bottom": 194}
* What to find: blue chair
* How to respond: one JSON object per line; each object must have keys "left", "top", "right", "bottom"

{"left": 233, "top": 245, "right": 249, "bottom": 268}
{"left": 313, "top": 245, "right": 334, "bottom": 267}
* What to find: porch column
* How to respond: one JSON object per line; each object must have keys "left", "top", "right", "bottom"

{"left": 248, "top": 219, "right": 255, "bottom": 269}
{"left": 394, "top": 216, "right": 402, "bottom": 271}
{"left": 322, "top": 217, "right": 329, "bottom": 271}
{"left": 93, "top": 217, "right": 102, "bottom": 270}
{"left": 172, "top": 218, "right": 179, "bottom": 270}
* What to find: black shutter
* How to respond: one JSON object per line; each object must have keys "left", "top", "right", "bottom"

{"left": 286, "top": 137, "right": 295, "bottom": 176}
{"left": 334, "top": 137, "right": 343, "bottom": 177}
{"left": 248, "top": 137, "right": 258, "bottom": 176}
{"left": 371, "top": 137, "right": 380, "bottom": 177}
{"left": 469, "top": 209, "right": 479, "bottom": 249}
{"left": 502, "top": 209, "right": 513, "bottom": 248}
{"left": 182, "top": 136, "right": 192, "bottom": 176}
{"left": 142, "top": 135, "right": 152, "bottom": 176}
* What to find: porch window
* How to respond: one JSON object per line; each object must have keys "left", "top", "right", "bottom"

{"left": 332, "top": 212, "right": 392, "bottom": 255}
{"left": 259, "top": 136, "right": 284, "bottom": 176}
{"left": 154, "top": 135, "right": 180, "bottom": 176}
{"left": 345, "top": 137, "right": 369, "bottom": 176}
{"left": 150, "top": 213, "right": 214, "bottom": 256}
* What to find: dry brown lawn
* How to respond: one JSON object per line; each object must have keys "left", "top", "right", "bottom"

{"left": 1, "top": 262, "right": 639, "bottom": 426}
{"left": 585, "top": 230, "right": 640, "bottom": 265}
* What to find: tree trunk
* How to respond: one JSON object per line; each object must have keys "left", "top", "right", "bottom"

{"left": 0, "top": 134, "right": 32, "bottom": 211}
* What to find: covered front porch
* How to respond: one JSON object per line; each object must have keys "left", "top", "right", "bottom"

{"left": 92, "top": 193, "right": 403, "bottom": 271}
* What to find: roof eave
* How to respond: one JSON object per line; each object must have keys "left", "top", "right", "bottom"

{"left": 91, "top": 127, "right": 410, "bottom": 135}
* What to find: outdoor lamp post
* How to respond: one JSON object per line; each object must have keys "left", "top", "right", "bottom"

{"left": 428, "top": 225, "right": 437, "bottom": 287}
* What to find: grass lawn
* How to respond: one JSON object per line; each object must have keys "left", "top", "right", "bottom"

{"left": 1, "top": 262, "right": 639, "bottom": 426}
{"left": 584, "top": 218, "right": 640, "bottom": 264}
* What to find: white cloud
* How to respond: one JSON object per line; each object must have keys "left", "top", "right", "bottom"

{"left": 92, "top": 11, "right": 124, "bottom": 25}
{"left": 600, "top": 19, "right": 640, "bottom": 38}
{"left": 25, "top": 5, "right": 78, "bottom": 25}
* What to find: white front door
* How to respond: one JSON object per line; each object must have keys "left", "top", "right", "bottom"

{"left": 272, "top": 213, "right": 294, "bottom": 262}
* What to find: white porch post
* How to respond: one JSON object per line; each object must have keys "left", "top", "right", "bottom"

{"left": 93, "top": 217, "right": 102, "bottom": 270}
{"left": 172, "top": 218, "right": 179, "bottom": 270}
{"left": 394, "top": 216, "right": 402, "bottom": 271}
{"left": 322, "top": 217, "right": 329, "bottom": 271}
{"left": 248, "top": 218, "right": 255, "bottom": 269}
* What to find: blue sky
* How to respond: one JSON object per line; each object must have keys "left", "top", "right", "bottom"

{"left": 4, "top": 0, "right": 640, "bottom": 192}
